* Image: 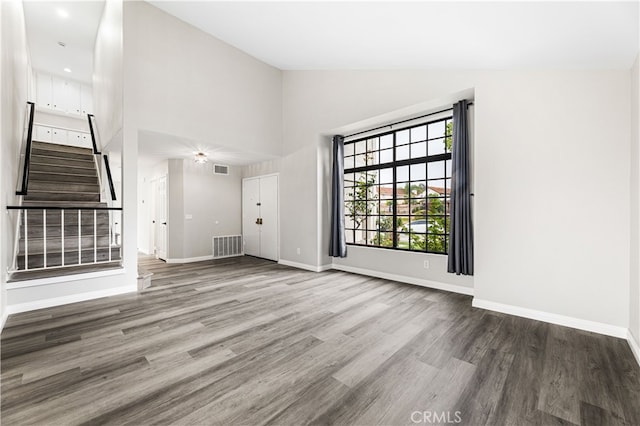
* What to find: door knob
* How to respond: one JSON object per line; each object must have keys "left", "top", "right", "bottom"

{"left": 162, "top": 222, "right": 167, "bottom": 225}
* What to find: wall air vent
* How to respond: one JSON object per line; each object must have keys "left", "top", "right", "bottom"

{"left": 214, "top": 164, "right": 229, "bottom": 175}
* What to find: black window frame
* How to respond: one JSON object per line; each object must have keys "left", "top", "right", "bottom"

{"left": 343, "top": 115, "right": 453, "bottom": 255}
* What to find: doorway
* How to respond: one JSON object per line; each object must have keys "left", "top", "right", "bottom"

{"left": 151, "top": 175, "right": 168, "bottom": 260}
{"left": 242, "top": 174, "right": 278, "bottom": 261}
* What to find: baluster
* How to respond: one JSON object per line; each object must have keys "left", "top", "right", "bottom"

{"left": 108, "top": 210, "right": 112, "bottom": 262}
{"left": 24, "top": 210, "right": 28, "bottom": 270}
{"left": 61, "top": 209, "right": 65, "bottom": 266}
{"left": 94, "top": 209, "right": 97, "bottom": 263}
{"left": 78, "top": 209, "right": 82, "bottom": 265}
{"left": 43, "top": 209, "right": 47, "bottom": 268}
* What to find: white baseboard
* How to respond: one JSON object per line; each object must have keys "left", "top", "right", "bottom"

{"left": 6, "top": 268, "right": 125, "bottom": 290}
{"left": 166, "top": 255, "right": 214, "bottom": 264}
{"left": 628, "top": 330, "right": 640, "bottom": 367}
{"left": 331, "top": 264, "right": 474, "bottom": 296}
{"left": 278, "top": 259, "right": 332, "bottom": 273}
{"left": 472, "top": 298, "right": 628, "bottom": 339}
{"left": 6, "top": 285, "right": 137, "bottom": 315}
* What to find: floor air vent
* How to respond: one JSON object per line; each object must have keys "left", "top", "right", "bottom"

{"left": 212, "top": 235, "right": 243, "bottom": 259}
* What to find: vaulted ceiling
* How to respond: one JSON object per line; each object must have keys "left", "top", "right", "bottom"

{"left": 150, "top": 1, "right": 639, "bottom": 70}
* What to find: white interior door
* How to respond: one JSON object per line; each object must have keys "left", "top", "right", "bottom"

{"left": 259, "top": 175, "right": 279, "bottom": 261}
{"left": 242, "top": 178, "right": 260, "bottom": 257}
{"left": 154, "top": 176, "right": 167, "bottom": 260}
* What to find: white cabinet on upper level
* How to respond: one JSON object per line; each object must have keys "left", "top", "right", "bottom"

{"left": 35, "top": 71, "right": 92, "bottom": 116}
{"left": 51, "top": 76, "right": 66, "bottom": 112}
{"left": 66, "top": 81, "right": 82, "bottom": 115}
{"left": 32, "top": 125, "right": 91, "bottom": 148}
{"left": 51, "top": 128, "right": 67, "bottom": 144}
{"left": 68, "top": 131, "right": 92, "bottom": 148}
{"left": 82, "top": 133, "right": 92, "bottom": 148}
{"left": 35, "top": 73, "right": 52, "bottom": 109}
{"left": 80, "top": 84, "right": 93, "bottom": 115}
{"left": 34, "top": 125, "right": 52, "bottom": 142}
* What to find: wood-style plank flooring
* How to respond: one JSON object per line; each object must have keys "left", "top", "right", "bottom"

{"left": 2, "top": 256, "right": 639, "bottom": 425}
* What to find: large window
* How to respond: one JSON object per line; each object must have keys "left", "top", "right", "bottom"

{"left": 344, "top": 116, "right": 453, "bottom": 254}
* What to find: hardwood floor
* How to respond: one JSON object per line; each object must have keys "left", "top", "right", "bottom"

{"left": 2, "top": 256, "right": 639, "bottom": 425}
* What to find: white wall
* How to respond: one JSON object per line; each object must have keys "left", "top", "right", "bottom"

{"left": 93, "top": 0, "right": 122, "bottom": 147}
{"left": 281, "top": 69, "right": 631, "bottom": 331}
{"left": 124, "top": 1, "right": 282, "bottom": 264}
{"left": 167, "top": 159, "right": 184, "bottom": 260}
{"left": 123, "top": 1, "right": 282, "bottom": 159}
{"left": 1, "top": 0, "right": 30, "bottom": 328}
{"left": 183, "top": 160, "right": 241, "bottom": 258}
{"left": 631, "top": 54, "right": 640, "bottom": 345}
{"left": 164, "top": 159, "right": 241, "bottom": 261}
{"left": 475, "top": 71, "right": 629, "bottom": 331}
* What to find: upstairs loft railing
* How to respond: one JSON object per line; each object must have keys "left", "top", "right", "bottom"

{"left": 87, "top": 114, "right": 117, "bottom": 202}
{"left": 15, "top": 101, "right": 35, "bottom": 196}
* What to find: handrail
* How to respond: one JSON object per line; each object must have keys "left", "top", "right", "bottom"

{"left": 87, "top": 114, "right": 100, "bottom": 154}
{"left": 7, "top": 206, "right": 122, "bottom": 210}
{"left": 16, "top": 102, "right": 36, "bottom": 195}
{"left": 103, "top": 155, "right": 117, "bottom": 201}
{"left": 87, "top": 114, "right": 117, "bottom": 201}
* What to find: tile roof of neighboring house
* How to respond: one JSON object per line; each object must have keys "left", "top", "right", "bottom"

{"left": 427, "top": 186, "right": 451, "bottom": 196}
{"left": 378, "top": 187, "right": 406, "bottom": 197}
{"left": 376, "top": 186, "right": 449, "bottom": 197}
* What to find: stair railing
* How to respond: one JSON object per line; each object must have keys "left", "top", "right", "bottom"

{"left": 6, "top": 206, "right": 123, "bottom": 272}
{"left": 87, "top": 114, "right": 117, "bottom": 202}
{"left": 15, "top": 101, "right": 35, "bottom": 196}
{"left": 10, "top": 101, "right": 35, "bottom": 271}
{"left": 87, "top": 114, "right": 120, "bottom": 247}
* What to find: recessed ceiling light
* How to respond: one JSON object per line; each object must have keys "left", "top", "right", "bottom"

{"left": 63, "top": 68, "right": 71, "bottom": 73}
{"left": 56, "top": 9, "right": 69, "bottom": 18}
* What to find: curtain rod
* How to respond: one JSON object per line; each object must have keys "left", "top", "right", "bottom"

{"left": 343, "top": 101, "right": 474, "bottom": 140}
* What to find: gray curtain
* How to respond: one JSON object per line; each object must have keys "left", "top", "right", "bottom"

{"left": 329, "top": 135, "right": 347, "bottom": 257}
{"left": 448, "top": 100, "right": 473, "bottom": 275}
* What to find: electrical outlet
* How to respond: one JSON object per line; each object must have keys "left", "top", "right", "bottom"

{"left": 296, "top": 248, "right": 301, "bottom": 255}
{"left": 423, "top": 260, "right": 430, "bottom": 269}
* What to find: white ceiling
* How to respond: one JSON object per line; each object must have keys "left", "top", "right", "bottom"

{"left": 149, "top": 1, "right": 639, "bottom": 70}
{"left": 24, "top": 1, "right": 105, "bottom": 83}
{"left": 138, "top": 130, "right": 281, "bottom": 169}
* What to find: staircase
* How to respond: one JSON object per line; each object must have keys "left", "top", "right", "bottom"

{"left": 10, "top": 141, "right": 122, "bottom": 282}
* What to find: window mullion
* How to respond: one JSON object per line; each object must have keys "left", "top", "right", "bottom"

{"left": 392, "top": 132, "right": 397, "bottom": 249}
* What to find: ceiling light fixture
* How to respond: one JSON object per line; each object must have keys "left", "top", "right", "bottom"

{"left": 56, "top": 9, "right": 69, "bottom": 18}
{"left": 63, "top": 67, "right": 71, "bottom": 73}
{"left": 194, "top": 152, "right": 208, "bottom": 164}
